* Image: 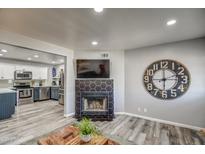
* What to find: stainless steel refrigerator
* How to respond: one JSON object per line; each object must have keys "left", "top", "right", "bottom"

{"left": 58, "top": 69, "right": 64, "bottom": 105}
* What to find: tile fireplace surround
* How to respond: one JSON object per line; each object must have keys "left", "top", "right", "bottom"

{"left": 75, "top": 79, "right": 114, "bottom": 121}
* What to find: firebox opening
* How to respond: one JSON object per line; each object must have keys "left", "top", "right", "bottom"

{"left": 82, "top": 97, "right": 108, "bottom": 112}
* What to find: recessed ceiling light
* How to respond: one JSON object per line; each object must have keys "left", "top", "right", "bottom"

{"left": 94, "top": 8, "right": 104, "bottom": 13}
{"left": 0, "top": 53, "right": 3, "bottom": 56}
{"left": 34, "top": 55, "right": 39, "bottom": 58}
{"left": 166, "top": 19, "right": 177, "bottom": 26}
{"left": 27, "top": 57, "right": 32, "bottom": 60}
{"left": 60, "top": 59, "right": 64, "bottom": 63}
{"left": 52, "top": 61, "right": 56, "bottom": 64}
{"left": 1, "top": 49, "right": 7, "bottom": 53}
{"left": 92, "top": 41, "right": 98, "bottom": 46}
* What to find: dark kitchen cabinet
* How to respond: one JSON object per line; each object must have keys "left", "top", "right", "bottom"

{"left": 0, "top": 92, "right": 16, "bottom": 120}
{"left": 33, "top": 87, "right": 40, "bottom": 102}
{"left": 50, "top": 87, "right": 59, "bottom": 100}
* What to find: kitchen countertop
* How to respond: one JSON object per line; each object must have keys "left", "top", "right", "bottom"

{"left": 31, "top": 86, "right": 60, "bottom": 88}
{"left": 32, "top": 86, "right": 51, "bottom": 88}
{"left": 0, "top": 88, "right": 17, "bottom": 94}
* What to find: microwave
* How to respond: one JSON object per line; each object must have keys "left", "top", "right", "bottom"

{"left": 14, "top": 71, "right": 32, "bottom": 80}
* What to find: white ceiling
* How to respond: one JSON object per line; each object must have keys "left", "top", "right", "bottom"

{"left": 0, "top": 8, "right": 205, "bottom": 50}
{"left": 0, "top": 42, "right": 65, "bottom": 65}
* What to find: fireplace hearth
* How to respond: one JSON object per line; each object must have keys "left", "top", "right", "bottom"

{"left": 75, "top": 79, "right": 114, "bottom": 121}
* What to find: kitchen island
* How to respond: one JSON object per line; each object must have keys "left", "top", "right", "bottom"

{"left": 0, "top": 88, "right": 16, "bottom": 120}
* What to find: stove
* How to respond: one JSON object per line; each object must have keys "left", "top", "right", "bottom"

{"left": 13, "top": 81, "right": 33, "bottom": 105}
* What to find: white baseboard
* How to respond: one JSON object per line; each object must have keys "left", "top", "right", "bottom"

{"left": 64, "top": 113, "right": 75, "bottom": 117}
{"left": 115, "top": 112, "right": 125, "bottom": 115}
{"left": 115, "top": 112, "right": 203, "bottom": 131}
{"left": 64, "top": 112, "right": 202, "bottom": 130}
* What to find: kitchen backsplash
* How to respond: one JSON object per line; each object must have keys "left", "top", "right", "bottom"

{"left": 0, "top": 79, "right": 49, "bottom": 88}
{"left": 0, "top": 80, "right": 13, "bottom": 88}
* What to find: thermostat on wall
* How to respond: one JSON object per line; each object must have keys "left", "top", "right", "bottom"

{"left": 101, "top": 52, "right": 109, "bottom": 58}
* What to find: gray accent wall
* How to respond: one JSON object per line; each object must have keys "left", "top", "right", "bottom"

{"left": 125, "top": 38, "right": 205, "bottom": 128}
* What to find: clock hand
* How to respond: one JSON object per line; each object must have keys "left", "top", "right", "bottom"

{"left": 153, "top": 78, "right": 176, "bottom": 82}
{"left": 152, "top": 78, "right": 163, "bottom": 80}
{"left": 152, "top": 78, "right": 164, "bottom": 83}
{"left": 163, "top": 69, "right": 167, "bottom": 90}
{"left": 163, "top": 80, "right": 165, "bottom": 90}
{"left": 153, "top": 71, "right": 164, "bottom": 81}
{"left": 166, "top": 74, "right": 177, "bottom": 79}
{"left": 166, "top": 78, "right": 178, "bottom": 80}
{"left": 165, "top": 74, "right": 178, "bottom": 81}
{"left": 163, "top": 69, "right": 165, "bottom": 79}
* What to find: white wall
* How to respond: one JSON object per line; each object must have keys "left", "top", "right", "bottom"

{"left": 0, "top": 30, "right": 75, "bottom": 115}
{"left": 74, "top": 50, "right": 125, "bottom": 112}
{"left": 125, "top": 38, "right": 205, "bottom": 128}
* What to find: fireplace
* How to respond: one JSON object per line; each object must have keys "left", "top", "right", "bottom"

{"left": 75, "top": 79, "right": 114, "bottom": 121}
{"left": 81, "top": 92, "right": 108, "bottom": 112}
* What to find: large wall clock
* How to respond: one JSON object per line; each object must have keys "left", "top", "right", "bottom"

{"left": 143, "top": 59, "right": 190, "bottom": 100}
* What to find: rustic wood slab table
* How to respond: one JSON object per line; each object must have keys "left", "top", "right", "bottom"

{"left": 38, "top": 125, "right": 119, "bottom": 145}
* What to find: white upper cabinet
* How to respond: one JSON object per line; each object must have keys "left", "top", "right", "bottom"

{"left": 32, "top": 66, "right": 48, "bottom": 80}
{"left": 0, "top": 63, "right": 48, "bottom": 80}
{"left": 15, "top": 65, "right": 33, "bottom": 72}
{"left": 31, "top": 67, "right": 40, "bottom": 79}
{"left": 0, "top": 64, "right": 15, "bottom": 80}
{"left": 40, "top": 67, "right": 48, "bottom": 80}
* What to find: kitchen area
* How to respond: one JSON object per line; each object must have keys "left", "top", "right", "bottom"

{"left": 0, "top": 42, "right": 65, "bottom": 120}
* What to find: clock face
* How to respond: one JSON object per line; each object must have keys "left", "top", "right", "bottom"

{"left": 143, "top": 59, "right": 190, "bottom": 100}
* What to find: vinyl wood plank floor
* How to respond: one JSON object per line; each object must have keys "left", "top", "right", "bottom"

{"left": 95, "top": 115, "right": 205, "bottom": 145}
{"left": 0, "top": 101, "right": 204, "bottom": 145}
{"left": 0, "top": 101, "right": 75, "bottom": 145}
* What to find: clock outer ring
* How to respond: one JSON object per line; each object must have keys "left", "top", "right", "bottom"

{"left": 143, "top": 59, "right": 191, "bottom": 100}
